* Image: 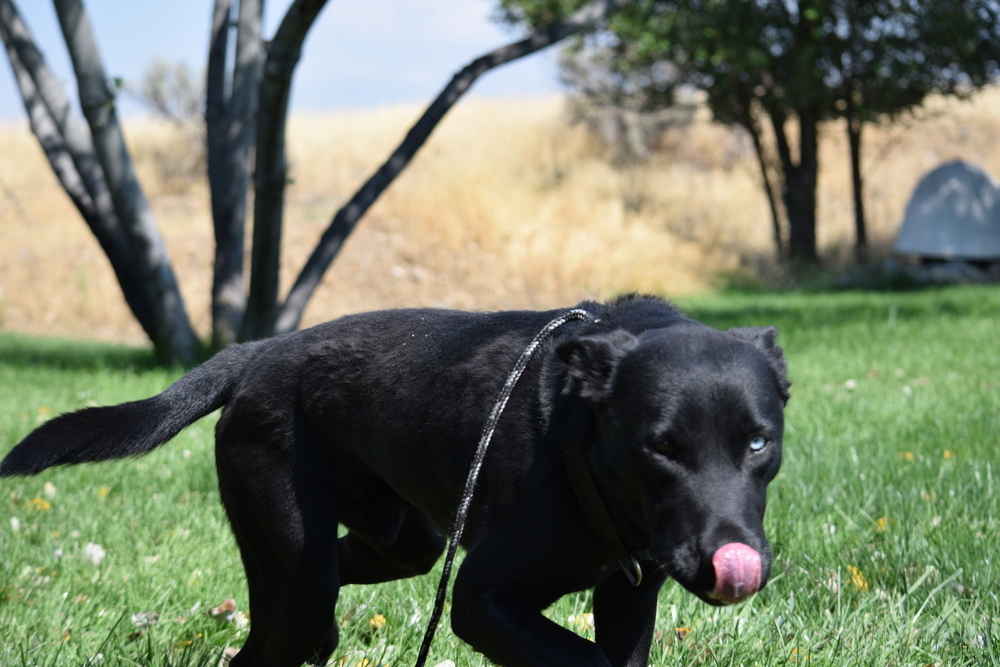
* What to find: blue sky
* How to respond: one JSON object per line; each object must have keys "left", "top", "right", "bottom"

{"left": 0, "top": 0, "right": 563, "bottom": 120}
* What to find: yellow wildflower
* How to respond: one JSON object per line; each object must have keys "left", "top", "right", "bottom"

{"left": 847, "top": 565, "right": 869, "bottom": 591}
{"left": 36, "top": 406, "right": 51, "bottom": 424}
{"left": 26, "top": 496, "right": 51, "bottom": 511}
{"left": 368, "top": 614, "right": 387, "bottom": 631}
{"left": 790, "top": 647, "right": 814, "bottom": 662}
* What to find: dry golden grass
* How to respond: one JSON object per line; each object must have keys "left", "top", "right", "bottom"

{"left": 1, "top": 88, "right": 999, "bottom": 344}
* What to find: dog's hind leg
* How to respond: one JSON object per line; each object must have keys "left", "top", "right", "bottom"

{"left": 216, "top": 409, "right": 341, "bottom": 667}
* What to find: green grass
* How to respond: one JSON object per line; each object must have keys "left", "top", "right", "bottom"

{"left": 1, "top": 285, "right": 998, "bottom": 666}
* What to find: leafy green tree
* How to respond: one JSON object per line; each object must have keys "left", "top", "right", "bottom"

{"left": 500, "top": 0, "right": 837, "bottom": 261}
{"left": 498, "top": 0, "right": 1000, "bottom": 264}
{"left": 826, "top": 0, "right": 1000, "bottom": 260}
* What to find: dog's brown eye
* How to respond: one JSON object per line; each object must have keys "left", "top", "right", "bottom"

{"left": 654, "top": 440, "right": 676, "bottom": 456}
{"left": 749, "top": 436, "right": 768, "bottom": 452}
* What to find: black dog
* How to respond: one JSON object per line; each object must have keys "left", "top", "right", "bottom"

{"left": 1, "top": 295, "right": 789, "bottom": 667}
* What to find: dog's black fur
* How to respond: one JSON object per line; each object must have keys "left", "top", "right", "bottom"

{"left": 1, "top": 295, "right": 789, "bottom": 667}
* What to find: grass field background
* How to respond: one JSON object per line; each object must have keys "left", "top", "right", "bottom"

{"left": 1, "top": 285, "right": 997, "bottom": 666}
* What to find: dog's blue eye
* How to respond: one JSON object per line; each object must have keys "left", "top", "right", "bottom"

{"left": 749, "top": 436, "right": 768, "bottom": 452}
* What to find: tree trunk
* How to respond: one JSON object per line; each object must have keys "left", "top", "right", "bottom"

{"left": 205, "top": 0, "right": 231, "bottom": 219}
{"left": 206, "top": 0, "right": 238, "bottom": 347}
{"left": 0, "top": 0, "right": 156, "bottom": 337}
{"left": 206, "top": 0, "right": 263, "bottom": 347}
{"left": 741, "top": 110, "right": 784, "bottom": 258}
{"left": 272, "top": 0, "right": 634, "bottom": 335}
{"left": 244, "top": 0, "right": 328, "bottom": 341}
{"left": 770, "top": 106, "right": 819, "bottom": 264}
{"left": 53, "top": 0, "right": 198, "bottom": 363}
{"left": 845, "top": 105, "right": 867, "bottom": 263}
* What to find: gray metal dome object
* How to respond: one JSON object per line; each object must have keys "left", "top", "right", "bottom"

{"left": 892, "top": 160, "right": 1000, "bottom": 260}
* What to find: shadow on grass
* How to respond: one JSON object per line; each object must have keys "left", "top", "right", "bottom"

{"left": 3, "top": 283, "right": 997, "bottom": 373}
{"left": 678, "top": 283, "right": 1000, "bottom": 332}
{"left": 0, "top": 333, "right": 162, "bottom": 372}
{"left": 722, "top": 240, "right": 999, "bottom": 296}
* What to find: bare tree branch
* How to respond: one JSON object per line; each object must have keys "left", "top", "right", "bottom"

{"left": 53, "top": 0, "right": 198, "bottom": 362}
{"left": 209, "top": 0, "right": 264, "bottom": 346}
{"left": 243, "top": 0, "right": 329, "bottom": 340}
{"left": 206, "top": 0, "right": 234, "bottom": 342}
{"left": 741, "top": 100, "right": 784, "bottom": 258}
{"left": 0, "top": 174, "right": 33, "bottom": 226}
{"left": 0, "top": 0, "right": 157, "bottom": 336}
{"left": 0, "top": 0, "right": 115, "bottom": 229}
{"left": 273, "top": 0, "right": 634, "bottom": 334}
{"left": 206, "top": 0, "right": 232, "bottom": 212}
{"left": 0, "top": 22, "right": 92, "bottom": 215}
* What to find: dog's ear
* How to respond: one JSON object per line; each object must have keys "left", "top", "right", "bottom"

{"left": 728, "top": 326, "right": 791, "bottom": 404}
{"left": 556, "top": 330, "right": 639, "bottom": 403}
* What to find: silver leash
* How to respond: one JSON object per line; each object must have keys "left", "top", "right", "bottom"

{"left": 413, "top": 308, "right": 596, "bottom": 667}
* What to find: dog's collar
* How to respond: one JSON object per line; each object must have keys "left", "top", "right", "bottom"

{"left": 562, "top": 436, "right": 653, "bottom": 586}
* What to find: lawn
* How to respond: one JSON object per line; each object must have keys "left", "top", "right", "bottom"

{"left": 1, "top": 285, "right": 998, "bottom": 666}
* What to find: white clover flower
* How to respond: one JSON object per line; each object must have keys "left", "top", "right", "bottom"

{"left": 131, "top": 611, "right": 161, "bottom": 628}
{"left": 83, "top": 542, "right": 106, "bottom": 566}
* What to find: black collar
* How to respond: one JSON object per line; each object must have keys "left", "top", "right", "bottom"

{"left": 562, "top": 434, "right": 652, "bottom": 586}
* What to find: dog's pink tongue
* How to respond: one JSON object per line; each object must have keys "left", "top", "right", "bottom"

{"left": 710, "top": 543, "right": 762, "bottom": 605}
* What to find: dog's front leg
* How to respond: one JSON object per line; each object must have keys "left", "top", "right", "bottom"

{"left": 592, "top": 568, "right": 667, "bottom": 667}
{"left": 451, "top": 587, "right": 613, "bottom": 667}
{"left": 451, "top": 550, "right": 613, "bottom": 667}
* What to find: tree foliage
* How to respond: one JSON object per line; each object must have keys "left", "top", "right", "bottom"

{"left": 556, "top": 40, "right": 699, "bottom": 164}
{"left": 826, "top": 0, "right": 1000, "bottom": 258}
{"left": 136, "top": 59, "right": 203, "bottom": 126}
{"left": 499, "top": 0, "right": 1000, "bottom": 263}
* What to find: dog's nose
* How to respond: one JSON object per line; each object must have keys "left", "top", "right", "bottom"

{"left": 707, "top": 542, "right": 762, "bottom": 605}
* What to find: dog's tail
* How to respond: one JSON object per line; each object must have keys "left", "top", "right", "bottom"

{"left": 0, "top": 341, "right": 266, "bottom": 477}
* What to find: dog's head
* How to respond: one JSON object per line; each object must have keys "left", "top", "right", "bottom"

{"left": 557, "top": 323, "right": 789, "bottom": 605}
